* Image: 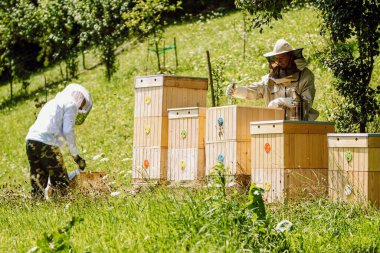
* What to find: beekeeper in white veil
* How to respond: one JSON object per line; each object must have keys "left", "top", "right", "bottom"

{"left": 26, "top": 83, "right": 93, "bottom": 199}
{"left": 226, "top": 39, "right": 319, "bottom": 120}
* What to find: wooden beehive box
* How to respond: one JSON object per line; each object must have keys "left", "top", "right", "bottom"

{"left": 250, "top": 120, "right": 335, "bottom": 202}
{"left": 167, "top": 107, "right": 206, "bottom": 183}
{"left": 133, "top": 75, "right": 208, "bottom": 182}
{"left": 328, "top": 133, "right": 380, "bottom": 207}
{"left": 205, "top": 105, "right": 284, "bottom": 184}
{"left": 134, "top": 75, "right": 208, "bottom": 118}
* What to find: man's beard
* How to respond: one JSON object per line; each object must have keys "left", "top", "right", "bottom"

{"left": 270, "top": 63, "right": 299, "bottom": 79}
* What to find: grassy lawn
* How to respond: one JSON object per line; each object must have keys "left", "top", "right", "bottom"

{"left": 0, "top": 8, "right": 379, "bottom": 252}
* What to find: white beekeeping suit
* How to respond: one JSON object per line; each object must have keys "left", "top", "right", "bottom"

{"left": 26, "top": 83, "right": 93, "bottom": 156}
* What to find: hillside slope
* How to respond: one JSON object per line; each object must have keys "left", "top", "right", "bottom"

{"left": 0, "top": 8, "right": 378, "bottom": 189}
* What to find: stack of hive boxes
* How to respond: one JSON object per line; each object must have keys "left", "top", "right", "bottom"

{"left": 133, "top": 75, "right": 208, "bottom": 183}
{"left": 167, "top": 107, "right": 206, "bottom": 184}
{"left": 250, "top": 120, "right": 335, "bottom": 202}
{"left": 328, "top": 133, "right": 380, "bottom": 207}
{"left": 205, "top": 105, "right": 284, "bottom": 184}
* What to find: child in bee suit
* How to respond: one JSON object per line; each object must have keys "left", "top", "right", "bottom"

{"left": 226, "top": 39, "right": 319, "bottom": 120}
{"left": 26, "top": 83, "right": 93, "bottom": 199}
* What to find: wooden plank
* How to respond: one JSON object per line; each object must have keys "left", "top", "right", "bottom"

{"left": 252, "top": 130, "right": 329, "bottom": 172}
{"left": 134, "top": 86, "right": 164, "bottom": 117}
{"left": 252, "top": 168, "right": 284, "bottom": 203}
{"left": 251, "top": 121, "right": 334, "bottom": 135}
{"left": 132, "top": 147, "right": 168, "bottom": 180}
{"left": 251, "top": 122, "right": 284, "bottom": 135}
{"left": 164, "top": 87, "right": 207, "bottom": 116}
{"left": 328, "top": 169, "right": 380, "bottom": 207}
{"left": 168, "top": 107, "right": 206, "bottom": 150}
{"left": 369, "top": 148, "right": 380, "bottom": 171}
{"left": 164, "top": 75, "right": 208, "bottom": 90}
{"left": 168, "top": 148, "right": 202, "bottom": 181}
{"left": 309, "top": 134, "right": 324, "bottom": 169}
{"left": 251, "top": 134, "right": 284, "bottom": 169}
{"left": 168, "top": 107, "right": 204, "bottom": 119}
{"left": 328, "top": 135, "right": 369, "bottom": 148}
{"left": 206, "top": 106, "right": 283, "bottom": 143}
{"left": 328, "top": 169, "right": 345, "bottom": 201}
{"left": 133, "top": 116, "right": 168, "bottom": 147}
{"left": 368, "top": 136, "right": 380, "bottom": 148}
{"left": 255, "top": 168, "right": 327, "bottom": 202}
{"left": 236, "top": 141, "right": 251, "bottom": 175}
{"left": 284, "top": 134, "right": 294, "bottom": 169}
{"left": 135, "top": 78, "right": 207, "bottom": 117}
{"left": 283, "top": 122, "right": 335, "bottom": 134}
{"left": 135, "top": 75, "right": 208, "bottom": 89}
{"left": 293, "top": 133, "right": 310, "bottom": 169}
{"left": 135, "top": 75, "right": 164, "bottom": 88}
{"left": 205, "top": 141, "right": 239, "bottom": 176}
{"left": 198, "top": 111, "right": 206, "bottom": 148}
{"left": 285, "top": 168, "right": 328, "bottom": 199}
{"left": 328, "top": 134, "right": 380, "bottom": 147}
{"left": 368, "top": 171, "right": 380, "bottom": 208}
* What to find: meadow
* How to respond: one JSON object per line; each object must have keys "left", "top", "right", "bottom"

{"left": 0, "top": 8, "right": 380, "bottom": 252}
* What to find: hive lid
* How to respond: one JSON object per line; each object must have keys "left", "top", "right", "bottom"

{"left": 135, "top": 74, "right": 208, "bottom": 89}
{"left": 327, "top": 133, "right": 380, "bottom": 148}
{"left": 250, "top": 120, "right": 335, "bottom": 134}
{"left": 168, "top": 107, "right": 206, "bottom": 119}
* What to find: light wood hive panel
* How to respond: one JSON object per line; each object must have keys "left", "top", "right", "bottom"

{"left": 133, "top": 116, "right": 168, "bottom": 147}
{"left": 252, "top": 168, "right": 328, "bottom": 202}
{"left": 133, "top": 147, "right": 168, "bottom": 180}
{"left": 205, "top": 141, "right": 251, "bottom": 176}
{"left": 134, "top": 75, "right": 208, "bottom": 117}
{"left": 206, "top": 106, "right": 284, "bottom": 142}
{"left": 167, "top": 107, "right": 206, "bottom": 182}
{"left": 168, "top": 148, "right": 205, "bottom": 181}
{"left": 168, "top": 107, "right": 206, "bottom": 149}
{"left": 328, "top": 134, "right": 380, "bottom": 207}
{"left": 205, "top": 106, "right": 283, "bottom": 185}
{"left": 132, "top": 75, "right": 208, "bottom": 183}
{"left": 250, "top": 120, "right": 335, "bottom": 202}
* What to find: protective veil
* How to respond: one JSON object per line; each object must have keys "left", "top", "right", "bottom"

{"left": 231, "top": 39, "right": 319, "bottom": 120}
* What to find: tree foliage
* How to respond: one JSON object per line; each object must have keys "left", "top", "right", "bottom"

{"left": 77, "top": 0, "right": 133, "bottom": 81}
{"left": 0, "top": 0, "right": 41, "bottom": 100}
{"left": 38, "top": 0, "right": 81, "bottom": 80}
{"left": 236, "top": 0, "right": 380, "bottom": 132}
{"left": 0, "top": 0, "right": 179, "bottom": 88}
{"left": 124, "top": 0, "right": 181, "bottom": 72}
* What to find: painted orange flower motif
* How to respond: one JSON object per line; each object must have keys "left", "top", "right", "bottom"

{"left": 264, "top": 143, "right": 271, "bottom": 154}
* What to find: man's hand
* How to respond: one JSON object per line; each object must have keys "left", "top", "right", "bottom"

{"left": 225, "top": 83, "right": 235, "bottom": 97}
{"left": 73, "top": 155, "right": 86, "bottom": 170}
{"left": 268, "top": 97, "right": 293, "bottom": 108}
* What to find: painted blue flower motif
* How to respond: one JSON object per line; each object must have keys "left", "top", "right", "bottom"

{"left": 217, "top": 154, "right": 224, "bottom": 163}
{"left": 217, "top": 116, "right": 224, "bottom": 127}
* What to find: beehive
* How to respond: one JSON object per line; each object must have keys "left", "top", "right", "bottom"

{"left": 328, "top": 133, "right": 380, "bottom": 207}
{"left": 167, "top": 107, "right": 206, "bottom": 183}
{"left": 205, "top": 105, "right": 284, "bottom": 184}
{"left": 250, "top": 120, "right": 335, "bottom": 202}
{"left": 132, "top": 75, "right": 208, "bottom": 182}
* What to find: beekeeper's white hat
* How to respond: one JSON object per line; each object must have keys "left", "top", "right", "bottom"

{"left": 60, "top": 83, "right": 93, "bottom": 114}
{"left": 263, "top": 39, "right": 302, "bottom": 58}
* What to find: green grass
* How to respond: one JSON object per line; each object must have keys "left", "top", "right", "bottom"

{"left": 0, "top": 8, "right": 380, "bottom": 252}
